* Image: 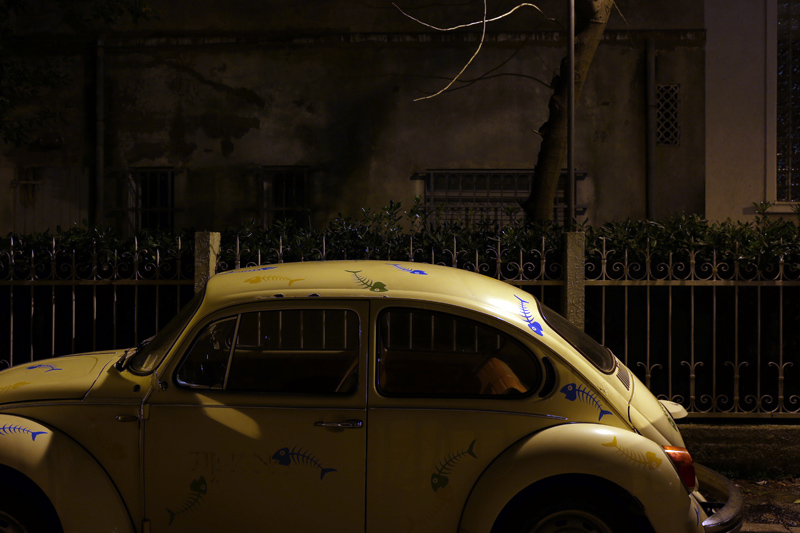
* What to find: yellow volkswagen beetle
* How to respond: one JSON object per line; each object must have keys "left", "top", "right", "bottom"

{"left": 0, "top": 261, "right": 742, "bottom": 532}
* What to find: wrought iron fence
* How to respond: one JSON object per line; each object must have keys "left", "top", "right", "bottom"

{"left": 3, "top": 231, "right": 800, "bottom": 418}
{"left": 0, "top": 236, "right": 195, "bottom": 369}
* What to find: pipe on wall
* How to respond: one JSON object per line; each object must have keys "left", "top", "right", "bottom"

{"left": 646, "top": 38, "right": 657, "bottom": 220}
{"left": 93, "top": 37, "right": 105, "bottom": 226}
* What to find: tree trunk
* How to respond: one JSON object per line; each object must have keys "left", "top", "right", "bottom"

{"left": 521, "top": 0, "right": 614, "bottom": 221}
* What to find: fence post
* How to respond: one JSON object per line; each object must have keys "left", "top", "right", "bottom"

{"left": 194, "top": 231, "right": 221, "bottom": 293}
{"left": 562, "top": 231, "right": 585, "bottom": 329}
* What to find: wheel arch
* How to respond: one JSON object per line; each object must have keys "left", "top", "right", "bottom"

{"left": 0, "top": 413, "right": 135, "bottom": 532}
{"left": 489, "top": 473, "right": 653, "bottom": 533}
{"left": 459, "top": 423, "right": 703, "bottom": 533}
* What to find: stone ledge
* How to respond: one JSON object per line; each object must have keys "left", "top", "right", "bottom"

{"left": 680, "top": 424, "right": 800, "bottom": 479}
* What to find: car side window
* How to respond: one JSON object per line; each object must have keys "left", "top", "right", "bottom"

{"left": 177, "top": 309, "right": 360, "bottom": 394}
{"left": 176, "top": 317, "right": 238, "bottom": 389}
{"left": 377, "top": 308, "right": 542, "bottom": 397}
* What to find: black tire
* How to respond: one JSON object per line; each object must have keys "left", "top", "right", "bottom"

{"left": 498, "top": 480, "right": 652, "bottom": 533}
{"left": 0, "top": 472, "right": 62, "bottom": 533}
{"left": 521, "top": 499, "right": 621, "bottom": 533}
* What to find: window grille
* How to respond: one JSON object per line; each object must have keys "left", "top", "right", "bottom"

{"left": 778, "top": 0, "right": 800, "bottom": 201}
{"left": 656, "top": 84, "right": 680, "bottom": 146}
{"left": 255, "top": 166, "right": 309, "bottom": 226}
{"left": 411, "top": 169, "right": 586, "bottom": 225}
{"left": 125, "top": 168, "right": 177, "bottom": 233}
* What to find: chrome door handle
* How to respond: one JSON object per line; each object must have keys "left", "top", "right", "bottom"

{"left": 314, "top": 419, "right": 363, "bottom": 429}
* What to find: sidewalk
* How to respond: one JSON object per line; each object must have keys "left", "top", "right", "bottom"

{"left": 733, "top": 519, "right": 799, "bottom": 532}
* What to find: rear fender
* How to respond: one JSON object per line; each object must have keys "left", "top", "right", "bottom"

{"left": 459, "top": 423, "right": 704, "bottom": 533}
{"left": 0, "top": 414, "right": 134, "bottom": 532}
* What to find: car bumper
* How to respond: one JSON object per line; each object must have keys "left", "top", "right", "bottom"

{"left": 695, "top": 463, "right": 744, "bottom": 533}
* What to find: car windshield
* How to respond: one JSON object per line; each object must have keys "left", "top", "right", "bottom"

{"left": 539, "top": 302, "right": 616, "bottom": 374}
{"left": 128, "top": 289, "right": 205, "bottom": 375}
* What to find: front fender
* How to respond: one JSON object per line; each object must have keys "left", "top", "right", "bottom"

{"left": 0, "top": 414, "right": 134, "bottom": 532}
{"left": 459, "top": 423, "right": 704, "bottom": 533}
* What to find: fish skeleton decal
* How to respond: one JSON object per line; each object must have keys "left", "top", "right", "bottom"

{"left": 387, "top": 263, "right": 428, "bottom": 275}
{"left": 346, "top": 270, "right": 388, "bottom": 292}
{"left": 0, "top": 424, "right": 46, "bottom": 442}
{"left": 602, "top": 436, "right": 662, "bottom": 470}
{"left": 514, "top": 296, "right": 544, "bottom": 336}
{"left": 560, "top": 383, "right": 613, "bottom": 421}
{"left": 243, "top": 274, "right": 304, "bottom": 286}
{"left": 26, "top": 364, "right": 61, "bottom": 372}
{"left": 0, "top": 382, "right": 29, "bottom": 393}
{"left": 430, "top": 439, "right": 477, "bottom": 492}
{"left": 219, "top": 266, "right": 276, "bottom": 275}
{"left": 166, "top": 475, "right": 207, "bottom": 525}
{"left": 272, "top": 447, "right": 337, "bottom": 480}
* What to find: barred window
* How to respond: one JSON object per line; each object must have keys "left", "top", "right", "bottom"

{"left": 777, "top": 0, "right": 800, "bottom": 201}
{"left": 411, "top": 169, "right": 586, "bottom": 225}
{"left": 255, "top": 166, "right": 308, "bottom": 226}
{"left": 125, "top": 168, "right": 177, "bottom": 233}
{"left": 656, "top": 85, "right": 680, "bottom": 146}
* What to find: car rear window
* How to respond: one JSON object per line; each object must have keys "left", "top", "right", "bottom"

{"left": 539, "top": 303, "right": 616, "bottom": 373}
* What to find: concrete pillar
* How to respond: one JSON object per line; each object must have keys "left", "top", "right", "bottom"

{"left": 194, "top": 231, "right": 220, "bottom": 293}
{"left": 562, "top": 231, "right": 585, "bottom": 329}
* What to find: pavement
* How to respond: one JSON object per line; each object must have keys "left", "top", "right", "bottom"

{"left": 742, "top": 525, "right": 800, "bottom": 532}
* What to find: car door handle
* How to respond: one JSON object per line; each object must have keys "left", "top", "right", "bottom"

{"left": 314, "top": 419, "right": 363, "bottom": 429}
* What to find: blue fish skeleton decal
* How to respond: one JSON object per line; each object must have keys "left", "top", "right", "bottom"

{"left": 560, "top": 383, "right": 613, "bottom": 421}
{"left": 219, "top": 266, "right": 276, "bottom": 275}
{"left": 346, "top": 270, "right": 388, "bottom": 292}
{"left": 602, "top": 436, "right": 662, "bottom": 470}
{"left": 431, "top": 439, "right": 477, "bottom": 492}
{"left": 0, "top": 424, "right": 46, "bottom": 442}
{"left": 27, "top": 364, "right": 61, "bottom": 372}
{"left": 166, "top": 475, "right": 207, "bottom": 525}
{"left": 514, "top": 296, "right": 544, "bottom": 336}
{"left": 272, "top": 447, "right": 337, "bottom": 480}
{"left": 387, "top": 263, "right": 428, "bottom": 275}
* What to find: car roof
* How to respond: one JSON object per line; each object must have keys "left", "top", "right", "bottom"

{"left": 204, "top": 260, "right": 529, "bottom": 322}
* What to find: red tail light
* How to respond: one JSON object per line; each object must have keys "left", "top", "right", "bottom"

{"left": 663, "top": 446, "right": 696, "bottom": 491}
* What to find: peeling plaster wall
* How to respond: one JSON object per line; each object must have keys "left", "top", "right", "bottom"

{"left": 0, "top": 0, "right": 707, "bottom": 234}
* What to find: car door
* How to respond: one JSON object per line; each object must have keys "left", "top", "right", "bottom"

{"left": 143, "top": 300, "right": 367, "bottom": 532}
{"left": 365, "top": 302, "right": 562, "bottom": 532}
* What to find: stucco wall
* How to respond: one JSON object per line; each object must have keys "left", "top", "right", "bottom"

{"left": 705, "top": 0, "right": 774, "bottom": 223}
{"left": 0, "top": 1, "right": 708, "bottom": 235}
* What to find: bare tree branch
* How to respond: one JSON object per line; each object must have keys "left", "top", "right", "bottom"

{"left": 395, "top": 1, "right": 556, "bottom": 102}
{"left": 392, "top": 2, "right": 555, "bottom": 32}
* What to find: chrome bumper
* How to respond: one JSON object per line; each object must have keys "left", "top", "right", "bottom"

{"left": 695, "top": 463, "right": 744, "bottom": 533}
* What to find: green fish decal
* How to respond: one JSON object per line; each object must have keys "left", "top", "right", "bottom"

{"left": 430, "top": 439, "right": 477, "bottom": 492}
{"left": 602, "top": 436, "right": 662, "bottom": 470}
{"left": 346, "top": 270, "right": 388, "bottom": 292}
{"left": 166, "top": 476, "right": 207, "bottom": 525}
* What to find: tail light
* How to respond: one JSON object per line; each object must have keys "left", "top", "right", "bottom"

{"left": 663, "top": 446, "right": 696, "bottom": 491}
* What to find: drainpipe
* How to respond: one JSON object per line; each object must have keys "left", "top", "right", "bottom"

{"left": 646, "top": 38, "right": 657, "bottom": 220}
{"left": 94, "top": 36, "right": 105, "bottom": 226}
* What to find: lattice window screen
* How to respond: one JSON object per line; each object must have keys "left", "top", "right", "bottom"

{"left": 656, "top": 84, "right": 680, "bottom": 146}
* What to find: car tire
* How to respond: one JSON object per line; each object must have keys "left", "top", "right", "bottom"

{"left": 500, "top": 481, "right": 650, "bottom": 533}
{"left": 0, "top": 480, "right": 62, "bottom": 533}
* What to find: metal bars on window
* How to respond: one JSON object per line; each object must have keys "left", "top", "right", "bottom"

{"left": 656, "top": 85, "right": 680, "bottom": 146}
{"left": 125, "top": 168, "right": 177, "bottom": 234}
{"left": 255, "top": 166, "right": 309, "bottom": 226}
{"left": 412, "top": 169, "right": 586, "bottom": 226}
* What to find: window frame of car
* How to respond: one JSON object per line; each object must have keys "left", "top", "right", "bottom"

{"left": 370, "top": 300, "right": 551, "bottom": 401}
{"left": 167, "top": 299, "right": 368, "bottom": 401}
